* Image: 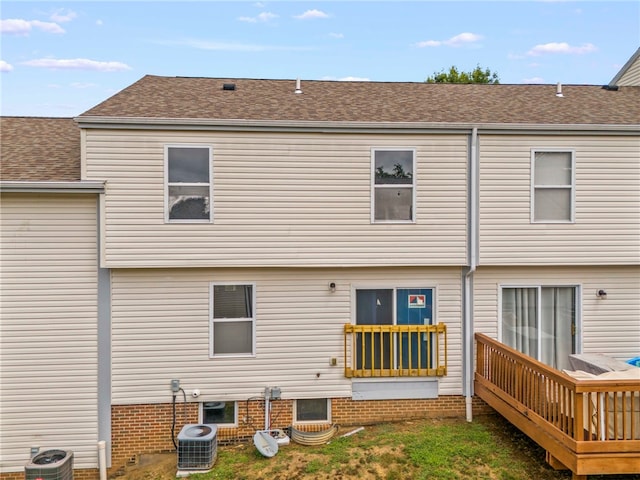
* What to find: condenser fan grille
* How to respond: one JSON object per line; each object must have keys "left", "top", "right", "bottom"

{"left": 25, "top": 449, "right": 74, "bottom": 480}
{"left": 177, "top": 424, "right": 218, "bottom": 471}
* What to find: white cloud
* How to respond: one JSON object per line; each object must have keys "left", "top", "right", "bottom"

{"left": 321, "top": 76, "right": 370, "bottom": 81}
{"left": 0, "top": 60, "right": 14, "bottom": 72}
{"left": 1, "top": 18, "right": 65, "bottom": 35}
{"left": 96, "top": 20, "right": 103, "bottom": 26}
{"left": 329, "top": 32, "right": 344, "bottom": 39}
{"left": 31, "top": 20, "right": 66, "bottom": 34}
{"left": 70, "top": 82, "right": 98, "bottom": 89}
{"left": 50, "top": 9, "right": 77, "bottom": 23}
{"left": 294, "top": 9, "right": 329, "bottom": 20}
{"left": 415, "top": 32, "right": 483, "bottom": 48}
{"left": 158, "top": 38, "right": 312, "bottom": 52}
{"left": 527, "top": 42, "right": 597, "bottom": 56}
{"left": 22, "top": 58, "right": 132, "bottom": 72}
{"left": 522, "top": 77, "right": 545, "bottom": 84}
{"left": 238, "top": 12, "right": 278, "bottom": 23}
{"left": 339, "top": 76, "right": 369, "bottom": 81}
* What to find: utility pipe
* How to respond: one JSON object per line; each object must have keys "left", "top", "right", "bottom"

{"left": 264, "top": 387, "right": 270, "bottom": 431}
{"left": 98, "top": 441, "right": 107, "bottom": 480}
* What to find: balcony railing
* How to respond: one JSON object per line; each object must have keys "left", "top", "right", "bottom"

{"left": 475, "top": 333, "right": 640, "bottom": 479}
{"left": 343, "top": 323, "right": 447, "bottom": 378}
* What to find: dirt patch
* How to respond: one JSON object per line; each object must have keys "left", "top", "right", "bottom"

{"left": 112, "top": 416, "right": 640, "bottom": 480}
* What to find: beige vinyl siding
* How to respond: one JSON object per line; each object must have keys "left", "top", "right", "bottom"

{"left": 479, "top": 135, "right": 640, "bottom": 265}
{"left": 615, "top": 56, "right": 640, "bottom": 86}
{"left": 473, "top": 266, "right": 640, "bottom": 360}
{"left": 110, "top": 267, "right": 463, "bottom": 404}
{"left": 84, "top": 130, "right": 468, "bottom": 268}
{"left": 0, "top": 194, "right": 99, "bottom": 472}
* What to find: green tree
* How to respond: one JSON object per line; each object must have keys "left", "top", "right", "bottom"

{"left": 425, "top": 65, "right": 499, "bottom": 84}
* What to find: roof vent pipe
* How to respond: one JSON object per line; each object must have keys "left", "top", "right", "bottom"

{"left": 294, "top": 78, "right": 302, "bottom": 94}
{"left": 556, "top": 82, "right": 564, "bottom": 97}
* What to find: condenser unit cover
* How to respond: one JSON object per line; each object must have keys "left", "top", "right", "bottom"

{"left": 25, "top": 449, "right": 74, "bottom": 480}
{"left": 177, "top": 424, "right": 218, "bottom": 470}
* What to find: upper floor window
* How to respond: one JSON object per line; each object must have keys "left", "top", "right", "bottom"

{"left": 165, "top": 145, "right": 212, "bottom": 222}
{"left": 372, "top": 149, "right": 415, "bottom": 223}
{"left": 531, "top": 150, "right": 574, "bottom": 223}
{"left": 210, "top": 284, "right": 255, "bottom": 357}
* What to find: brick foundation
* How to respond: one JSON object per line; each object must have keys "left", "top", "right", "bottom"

{"left": 108, "top": 395, "right": 492, "bottom": 477}
{"left": 0, "top": 395, "right": 492, "bottom": 480}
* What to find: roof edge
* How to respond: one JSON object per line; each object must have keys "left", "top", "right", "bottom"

{"left": 0, "top": 180, "right": 105, "bottom": 193}
{"left": 609, "top": 47, "right": 640, "bottom": 86}
{"left": 74, "top": 116, "right": 640, "bottom": 134}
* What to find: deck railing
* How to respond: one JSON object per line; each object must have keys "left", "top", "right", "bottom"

{"left": 344, "top": 323, "right": 447, "bottom": 378}
{"left": 475, "top": 333, "right": 640, "bottom": 478}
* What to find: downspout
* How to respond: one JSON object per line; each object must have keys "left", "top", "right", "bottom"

{"left": 464, "top": 127, "right": 479, "bottom": 422}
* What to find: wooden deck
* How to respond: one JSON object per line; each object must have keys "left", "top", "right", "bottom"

{"left": 474, "top": 334, "right": 640, "bottom": 479}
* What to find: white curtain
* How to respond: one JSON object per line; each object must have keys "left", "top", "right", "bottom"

{"left": 540, "top": 287, "right": 574, "bottom": 370}
{"left": 502, "top": 288, "right": 537, "bottom": 356}
{"left": 502, "top": 286, "right": 575, "bottom": 370}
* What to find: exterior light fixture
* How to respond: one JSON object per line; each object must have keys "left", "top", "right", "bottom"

{"left": 596, "top": 289, "right": 607, "bottom": 299}
{"left": 329, "top": 282, "right": 336, "bottom": 292}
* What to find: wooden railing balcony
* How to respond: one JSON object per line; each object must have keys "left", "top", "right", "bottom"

{"left": 343, "top": 323, "right": 447, "bottom": 378}
{"left": 475, "top": 333, "right": 640, "bottom": 479}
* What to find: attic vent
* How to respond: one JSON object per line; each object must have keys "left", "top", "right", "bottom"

{"left": 222, "top": 83, "right": 236, "bottom": 91}
{"left": 294, "top": 78, "right": 302, "bottom": 94}
{"left": 556, "top": 82, "right": 564, "bottom": 98}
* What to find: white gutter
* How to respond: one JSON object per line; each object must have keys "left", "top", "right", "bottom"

{"left": 0, "top": 181, "right": 105, "bottom": 193}
{"left": 464, "top": 127, "right": 479, "bottom": 422}
{"left": 74, "top": 116, "right": 640, "bottom": 134}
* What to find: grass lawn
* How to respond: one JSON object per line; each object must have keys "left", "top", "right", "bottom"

{"left": 117, "top": 414, "right": 640, "bottom": 480}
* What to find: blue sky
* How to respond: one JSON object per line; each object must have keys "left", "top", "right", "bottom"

{"left": 1, "top": 1, "right": 639, "bottom": 117}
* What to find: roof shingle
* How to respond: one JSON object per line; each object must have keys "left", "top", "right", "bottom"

{"left": 80, "top": 75, "right": 640, "bottom": 125}
{"left": 1, "top": 117, "right": 80, "bottom": 181}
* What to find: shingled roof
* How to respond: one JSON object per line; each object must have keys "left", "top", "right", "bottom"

{"left": 80, "top": 75, "right": 640, "bottom": 126}
{"left": 1, "top": 117, "right": 80, "bottom": 182}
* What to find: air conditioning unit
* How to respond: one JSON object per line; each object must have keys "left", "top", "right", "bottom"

{"left": 25, "top": 449, "right": 73, "bottom": 480}
{"left": 177, "top": 424, "right": 217, "bottom": 471}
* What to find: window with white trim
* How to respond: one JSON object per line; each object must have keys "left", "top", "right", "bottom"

{"left": 202, "top": 401, "right": 237, "bottom": 426}
{"left": 372, "top": 149, "right": 415, "bottom": 222}
{"left": 210, "top": 284, "right": 255, "bottom": 357}
{"left": 295, "top": 398, "right": 330, "bottom": 423}
{"left": 531, "top": 150, "right": 574, "bottom": 223}
{"left": 165, "top": 145, "right": 212, "bottom": 222}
